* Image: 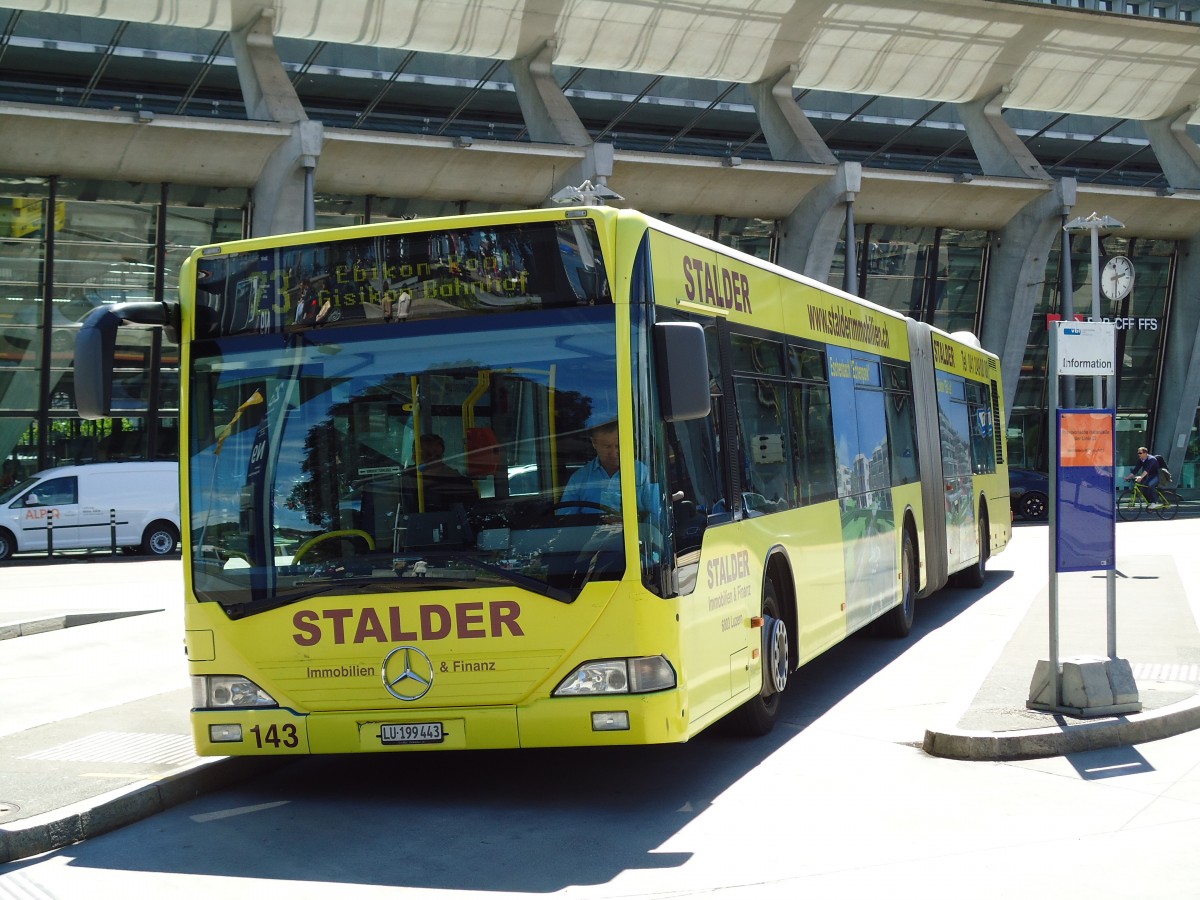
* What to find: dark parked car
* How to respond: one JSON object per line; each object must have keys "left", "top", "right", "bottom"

{"left": 1009, "top": 467, "right": 1049, "bottom": 520}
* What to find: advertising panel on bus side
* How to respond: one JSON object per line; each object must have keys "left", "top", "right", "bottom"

{"left": 930, "top": 332, "right": 995, "bottom": 383}
{"left": 645, "top": 228, "right": 782, "bottom": 330}
{"left": 788, "top": 284, "right": 910, "bottom": 361}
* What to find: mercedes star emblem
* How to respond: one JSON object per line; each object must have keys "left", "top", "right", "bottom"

{"left": 382, "top": 645, "right": 435, "bottom": 701}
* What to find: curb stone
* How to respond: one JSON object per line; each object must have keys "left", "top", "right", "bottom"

{"left": 0, "top": 756, "right": 276, "bottom": 864}
{"left": 923, "top": 693, "right": 1200, "bottom": 761}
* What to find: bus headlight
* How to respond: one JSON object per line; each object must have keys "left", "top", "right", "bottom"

{"left": 192, "top": 675, "right": 278, "bottom": 709}
{"left": 553, "top": 656, "right": 676, "bottom": 696}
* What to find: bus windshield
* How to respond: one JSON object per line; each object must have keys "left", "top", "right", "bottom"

{"left": 189, "top": 306, "right": 642, "bottom": 617}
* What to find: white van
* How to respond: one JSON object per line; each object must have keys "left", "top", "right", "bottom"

{"left": 0, "top": 461, "right": 180, "bottom": 560}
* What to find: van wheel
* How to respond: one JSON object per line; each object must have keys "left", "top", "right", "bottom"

{"left": 142, "top": 521, "right": 179, "bottom": 556}
{"left": 0, "top": 528, "right": 14, "bottom": 561}
{"left": 729, "top": 580, "right": 788, "bottom": 737}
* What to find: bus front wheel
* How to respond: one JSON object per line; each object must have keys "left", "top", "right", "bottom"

{"left": 730, "top": 580, "right": 788, "bottom": 737}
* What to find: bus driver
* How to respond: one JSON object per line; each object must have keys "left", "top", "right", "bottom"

{"left": 559, "top": 420, "right": 658, "bottom": 517}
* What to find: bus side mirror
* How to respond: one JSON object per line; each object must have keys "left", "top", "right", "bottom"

{"left": 75, "top": 306, "right": 122, "bottom": 420}
{"left": 75, "top": 301, "right": 174, "bottom": 420}
{"left": 654, "top": 321, "right": 711, "bottom": 423}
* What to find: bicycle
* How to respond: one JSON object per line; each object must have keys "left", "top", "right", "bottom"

{"left": 1117, "top": 480, "right": 1179, "bottom": 521}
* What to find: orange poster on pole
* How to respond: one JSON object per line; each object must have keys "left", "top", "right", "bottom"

{"left": 1059, "top": 412, "right": 1114, "bottom": 468}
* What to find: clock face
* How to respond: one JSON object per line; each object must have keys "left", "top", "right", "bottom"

{"left": 1101, "top": 256, "right": 1134, "bottom": 301}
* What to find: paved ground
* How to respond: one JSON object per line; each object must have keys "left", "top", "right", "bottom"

{"left": 2, "top": 513, "right": 1199, "bottom": 864}
{"left": 923, "top": 515, "right": 1200, "bottom": 758}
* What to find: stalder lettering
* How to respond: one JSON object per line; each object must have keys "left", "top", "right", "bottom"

{"left": 292, "top": 600, "right": 524, "bottom": 646}
{"left": 707, "top": 549, "right": 750, "bottom": 589}
{"left": 933, "top": 337, "right": 990, "bottom": 379}
{"left": 932, "top": 338, "right": 956, "bottom": 368}
{"left": 682, "top": 258, "right": 752, "bottom": 313}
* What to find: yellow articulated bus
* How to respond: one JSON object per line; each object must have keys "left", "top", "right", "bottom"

{"left": 76, "top": 205, "right": 1009, "bottom": 754}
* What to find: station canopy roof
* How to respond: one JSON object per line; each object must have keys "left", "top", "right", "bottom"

{"left": 0, "top": 0, "right": 1197, "bottom": 233}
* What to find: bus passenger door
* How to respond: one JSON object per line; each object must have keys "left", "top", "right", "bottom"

{"left": 662, "top": 344, "right": 743, "bottom": 723}
{"left": 936, "top": 372, "right": 977, "bottom": 572}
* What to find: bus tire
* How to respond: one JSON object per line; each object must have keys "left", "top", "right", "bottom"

{"left": 0, "top": 527, "right": 14, "bottom": 561}
{"left": 142, "top": 521, "right": 179, "bottom": 557}
{"left": 730, "top": 580, "right": 788, "bottom": 737}
{"left": 956, "top": 511, "right": 989, "bottom": 589}
{"left": 877, "top": 529, "right": 916, "bottom": 638}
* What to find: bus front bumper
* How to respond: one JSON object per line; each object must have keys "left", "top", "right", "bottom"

{"left": 191, "top": 691, "right": 688, "bottom": 755}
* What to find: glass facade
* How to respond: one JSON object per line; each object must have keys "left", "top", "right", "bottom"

{"left": 0, "top": 178, "right": 250, "bottom": 486}
{"left": 1010, "top": 233, "right": 1174, "bottom": 475}
{"left": 826, "top": 224, "right": 987, "bottom": 336}
{"left": 0, "top": 174, "right": 1195, "bottom": 498}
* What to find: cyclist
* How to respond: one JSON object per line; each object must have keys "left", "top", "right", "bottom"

{"left": 1125, "top": 446, "right": 1162, "bottom": 508}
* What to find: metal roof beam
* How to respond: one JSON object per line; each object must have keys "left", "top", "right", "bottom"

{"left": 861, "top": 101, "right": 946, "bottom": 166}
{"left": 593, "top": 74, "right": 663, "bottom": 144}
{"left": 78, "top": 20, "right": 128, "bottom": 108}
{"left": 353, "top": 50, "right": 417, "bottom": 129}
{"left": 659, "top": 82, "right": 739, "bottom": 153}
{"left": 433, "top": 59, "right": 505, "bottom": 136}
{"left": 173, "top": 33, "right": 228, "bottom": 116}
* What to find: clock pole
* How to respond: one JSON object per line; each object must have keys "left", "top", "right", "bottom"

{"left": 1064, "top": 212, "right": 1124, "bottom": 406}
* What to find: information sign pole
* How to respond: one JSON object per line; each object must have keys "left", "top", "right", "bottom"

{"left": 1028, "top": 320, "right": 1140, "bottom": 716}
{"left": 1047, "top": 327, "right": 1061, "bottom": 706}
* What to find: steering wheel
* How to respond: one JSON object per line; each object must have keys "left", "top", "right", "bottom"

{"left": 547, "top": 500, "right": 620, "bottom": 518}
{"left": 290, "top": 529, "right": 375, "bottom": 565}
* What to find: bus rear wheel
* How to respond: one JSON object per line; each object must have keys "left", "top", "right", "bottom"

{"left": 876, "top": 530, "right": 916, "bottom": 638}
{"left": 956, "top": 512, "right": 989, "bottom": 589}
{"left": 730, "top": 580, "right": 788, "bottom": 737}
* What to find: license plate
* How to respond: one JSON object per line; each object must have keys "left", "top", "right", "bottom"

{"left": 379, "top": 722, "right": 443, "bottom": 745}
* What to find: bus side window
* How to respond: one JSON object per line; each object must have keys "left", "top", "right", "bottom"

{"left": 789, "top": 383, "right": 836, "bottom": 505}
{"left": 734, "top": 378, "right": 791, "bottom": 514}
{"left": 665, "top": 401, "right": 728, "bottom": 552}
{"left": 966, "top": 381, "right": 996, "bottom": 475}
{"left": 661, "top": 313, "right": 728, "bottom": 575}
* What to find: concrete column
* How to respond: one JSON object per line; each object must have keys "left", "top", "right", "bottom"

{"left": 510, "top": 40, "right": 591, "bottom": 147}
{"left": 230, "top": 2, "right": 321, "bottom": 235}
{"left": 776, "top": 162, "right": 860, "bottom": 280}
{"left": 546, "top": 142, "right": 620, "bottom": 205}
{"left": 252, "top": 120, "right": 325, "bottom": 238}
{"left": 1141, "top": 106, "right": 1200, "bottom": 190}
{"left": 1151, "top": 235, "right": 1200, "bottom": 475}
{"left": 958, "top": 89, "right": 1049, "bottom": 180}
{"left": 230, "top": 3, "right": 306, "bottom": 124}
{"left": 980, "top": 178, "right": 1077, "bottom": 415}
{"left": 510, "top": 42, "right": 621, "bottom": 205}
{"left": 1135, "top": 108, "right": 1200, "bottom": 472}
{"left": 748, "top": 66, "right": 837, "bottom": 164}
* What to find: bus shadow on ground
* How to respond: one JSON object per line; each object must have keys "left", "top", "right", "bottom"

{"left": 30, "top": 572, "right": 1010, "bottom": 892}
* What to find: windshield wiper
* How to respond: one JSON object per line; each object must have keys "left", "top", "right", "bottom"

{"left": 458, "top": 557, "right": 574, "bottom": 604}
